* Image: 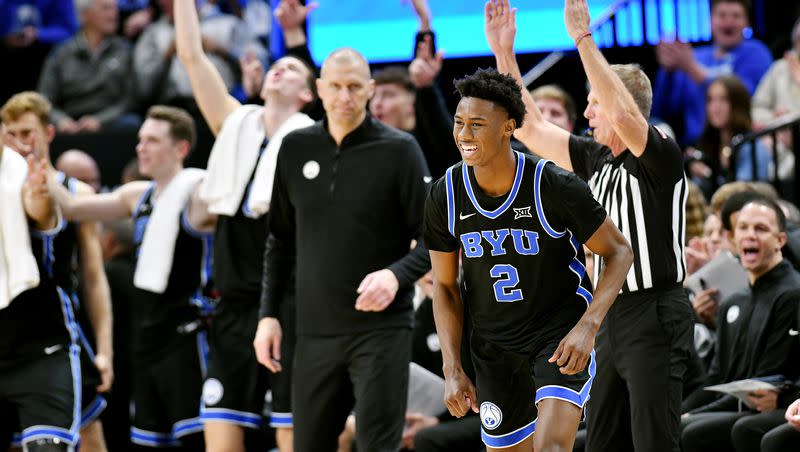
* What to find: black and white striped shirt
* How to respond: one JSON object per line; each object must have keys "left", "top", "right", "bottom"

{"left": 569, "top": 125, "right": 688, "bottom": 294}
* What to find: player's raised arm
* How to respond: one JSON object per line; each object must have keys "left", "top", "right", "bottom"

{"left": 550, "top": 217, "right": 633, "bottom": 374}
{"left": 484, "top": 0, "right": 573, "bottom": 170}
{"left": 23, "top": 156, "right": 58, "bottom": 230}
{"left": 51, "top": 178, "right": 149, "bottom": 223}
{"left": 566, "top": 0, "right": 649, "bottom": 156}
{"left": 174, "top": 0, "right": 240, "bottom": 135}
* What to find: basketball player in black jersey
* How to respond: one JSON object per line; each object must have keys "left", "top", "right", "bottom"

{"left": 0, "top": 108, "right": 75, "bottom": 451}
{"left": 424, "top": 69, "right": 633, "bottom": 451}
{"left": 173, "top": 0, "right": 317, "bottom": 449}
{"left": 47, "top": 106, "right": 217, "bottom": 450}
{"left": 2, "top": 92, "right": 114, "bottom": 452}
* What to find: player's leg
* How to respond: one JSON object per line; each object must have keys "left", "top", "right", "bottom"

{"left": 348, "top": 328, "right": 411, "bottom": 452}
{"left": 470, "top": 335, "right": 537, "bottom": 451}
{"left": 14, "top": 347, "right": 82, "bottom": 452}
{"left": 268, "top": 298, "right": 297, "bottom": 452}
{"left": 78, "top": 420, "right": 107, "bottom": 452}
{"left": 292, "top": 335, "right": 353, "bottom": 452}
{"left": 159, "top": 333, "right": 205, "bottom": 451}
{"left": 202, "top": 301, "right": 269, "bottom": 452}
{"left": 622, "top": 290, "right": 692, "bottom": 452}
{"left": 730, "top": 410, "right": 786, "bottom": 452}
{"left": 130, "top": 355, "right": 178, "bottom": 449}
{"left": 530, "top": 339, "right": 593, "bottom": 452}
{"left": 584, "top": 307, "right": 633, "bottom": 452}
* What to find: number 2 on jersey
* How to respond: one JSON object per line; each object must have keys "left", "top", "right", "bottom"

{"left": 490, "top": 264, "right": 523, "bottom": 302}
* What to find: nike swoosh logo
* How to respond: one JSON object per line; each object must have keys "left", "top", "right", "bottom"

{"left": 459, "top": 212, "right": 476, "bottom": 220}
{"left": 44, "top": 344, "right": 63, "bottom": 355}
{"left": 790, "top": 329, "right": 799, "bottom": 336}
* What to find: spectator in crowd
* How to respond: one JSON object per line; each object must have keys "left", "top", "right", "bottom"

{"left": 530, "top": 84, "right": 577, "bottom": 132}
{"left": 38, "top": 0, "right": 137, "bottom": 134}
{"left": 752, "top": 17, "right": 800, "bottom": 127}
{"left": 652, "top": 0, "right": 772, "bottom": 146}
{"left": 118, "top": 0, "right": 155, "bottom": 41}
{"left": 0, "top": 0, "right": 78, "bottom": 103}
{"left": 681, "top": 198, "right": 800, "bottom": 451}
{"left": 686, "top": 181, "right": 710, "bottom": 244}
{"left": 687, "top": 75, "right": 771, "bottom": 199}
{"left": 55, "top": 149, "right": 102, "bottom": 193}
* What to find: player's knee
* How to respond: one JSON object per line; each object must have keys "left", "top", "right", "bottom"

{"left": 533, "top": 429, "right": 575, "bottom": 452}
{"left": 24, "top": 438, "right": 72, "bottom": 452}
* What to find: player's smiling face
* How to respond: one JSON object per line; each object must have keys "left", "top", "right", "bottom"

{"left": 453, "top": 97, "right": 514, "bottom": 167}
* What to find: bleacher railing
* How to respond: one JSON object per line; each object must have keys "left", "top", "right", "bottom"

{"left": 730, "top": 112, "right": 800, "bottom": 202}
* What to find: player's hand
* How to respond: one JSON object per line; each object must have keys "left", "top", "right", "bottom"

{"left": 484, "top": 0, "right": 517, "bottom": 57}
{"left": 549, "top": 320, "right": 595, "bottom": 375}
{"left": 253, "top": 317, "right": 283, "bottom": 373}
{"left": 274, "top": 0, "right": 319, "bottom": 31}
{"left": 785, "top": 398, "right": 800, "bottom": 431}
{"left": 564, "top": 0, "right": 591, "bottom": 42}
{"left": 409, "top": 35, "right": 443, "bottom": 88}
{"left": 94, "top": 353, "right": 114, "bottom": 393}
{"left": 403, "top": 0, "right": 431, "bottom": 31}
{"left": 355, "top": 269, "right": 399, "bottom": 312}
{"left": 443, "top": 366, "right": 479, "bottom": 417}
{"left": 25, "top": 155, "right": 50, "bottom": 200}
{"left": 240, "top": 48, "right": 265, "bottom": 98}
{"left": 747, "top": 389, "right": 779, "bottom": 413}
{"left": 402, "top": 412, "right": 439, "bottom": 449}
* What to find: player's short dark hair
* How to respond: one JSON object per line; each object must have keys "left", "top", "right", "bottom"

{"left": 373, "top": 66, "right": 415, "bottom": 93}
{"left": 146, "top": 105, "right": 196, "bottom": 152}
{"left": 741, "top": 197, "right": 787, "bottom": 233}
{"left": 720, "top": 190, "right": 764, "bottom": 231}
{"left": 453, "top": 68, "right": 526, "bottom": 129}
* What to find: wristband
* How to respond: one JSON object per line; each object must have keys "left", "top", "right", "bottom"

{"left": 575, "top": 31, "right": 592, "bottom": 48}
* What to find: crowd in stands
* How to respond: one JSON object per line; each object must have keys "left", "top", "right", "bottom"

{"left": 3, "top": 0, "right": 800, "bottom": 451}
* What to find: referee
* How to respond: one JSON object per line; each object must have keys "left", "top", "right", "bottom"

{"left": 255, "top": 48, "right": 431, "bottom": 452}
{"left": 486, "top": 1, "right": 693, "bottom": 451}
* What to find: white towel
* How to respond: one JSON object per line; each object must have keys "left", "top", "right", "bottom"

{"left": 134, "top": 168, "right": 206, "bottom": 294}
{"left": 0, "top": 147, "right": 40, "bottom": 310}
{"left": 200, "top": 105, "right": 314, "bottom": 217}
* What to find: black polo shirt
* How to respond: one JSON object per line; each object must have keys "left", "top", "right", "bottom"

{"left": 260, "top": 114, "right": 431, "bottom": 336}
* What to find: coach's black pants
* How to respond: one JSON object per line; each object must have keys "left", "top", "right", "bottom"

{"left": 585, "top": 286, "right": 693, "bottom": 452}
{"left": 293, "top": 328, "right": 411, "bottom": 452}
{"left": 729, "top": 409, "right": 800, "bottom": 452}
{"left": 414, "top": 415, "right": 483, "bottom": 452}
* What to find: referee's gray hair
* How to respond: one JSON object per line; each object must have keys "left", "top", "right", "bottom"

{"left": 610, "top": 64, "right": 652, "bottom": 120}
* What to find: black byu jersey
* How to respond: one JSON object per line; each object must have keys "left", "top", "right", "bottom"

{"left": 425, "top": 152, "right": 606, "bottom": 352}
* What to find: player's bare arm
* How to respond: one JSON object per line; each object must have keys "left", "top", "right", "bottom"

{"left": 174, "top": 0, "right": 240, "bottom": 135}
{"left": 430, "top": 249, "right": 479, "bottom": 418}
{"left": 74, "top": 182, "right": 114, "bottom": 393}
{"left": 485, "top": 0, "right": 572, "bottom": 171}
{"left": 185, "top": 181, "right": 217, "bottom": 233}
{"left": 566, "top": 0, "right": 649, "bottom": 156}
{"left": 549, "top": 217, "right": 633, "bottom": 375}
{"left": 52, "top": 178, "right": 150, "bottom": 223}
{"left": 23, "top": 156, "right": 58, "bottom": 230}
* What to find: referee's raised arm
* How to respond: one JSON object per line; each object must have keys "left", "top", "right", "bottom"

{"left": 484, "top": 0, "right": 573, "bottom": 172}
{"left": 565, "top": 0, "right": 649, "bottom": 156}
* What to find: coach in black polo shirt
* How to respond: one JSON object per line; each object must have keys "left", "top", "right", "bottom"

{"left": 486, "top": 1, "right": 693, "bottom": 451}
{"left": 255, "top": 47, "right": 431, "bottom": 452}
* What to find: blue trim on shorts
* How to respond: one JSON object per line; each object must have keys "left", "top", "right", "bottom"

{"left": 130, "top": 427, "right": 181, "bottom": 448}
{"left": 80, "top": 395, "right": 107, "bottom": 428}
{"left": 21, "top": 425, "right": 79, "bottom": 446}
{"left": 200, "top": 407, "right": 262, "bottom": 429}
{"left": 269, "top": 412, "right": 293, "bottom": 427}
{"left": 480, "top": 417, "right": 537, "bottom": 448}
{"left": 173, "top": 417, "right": 204, "bottom": 438}
{"left": 535, "top": 349, "right": 597, "bottom": 408}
